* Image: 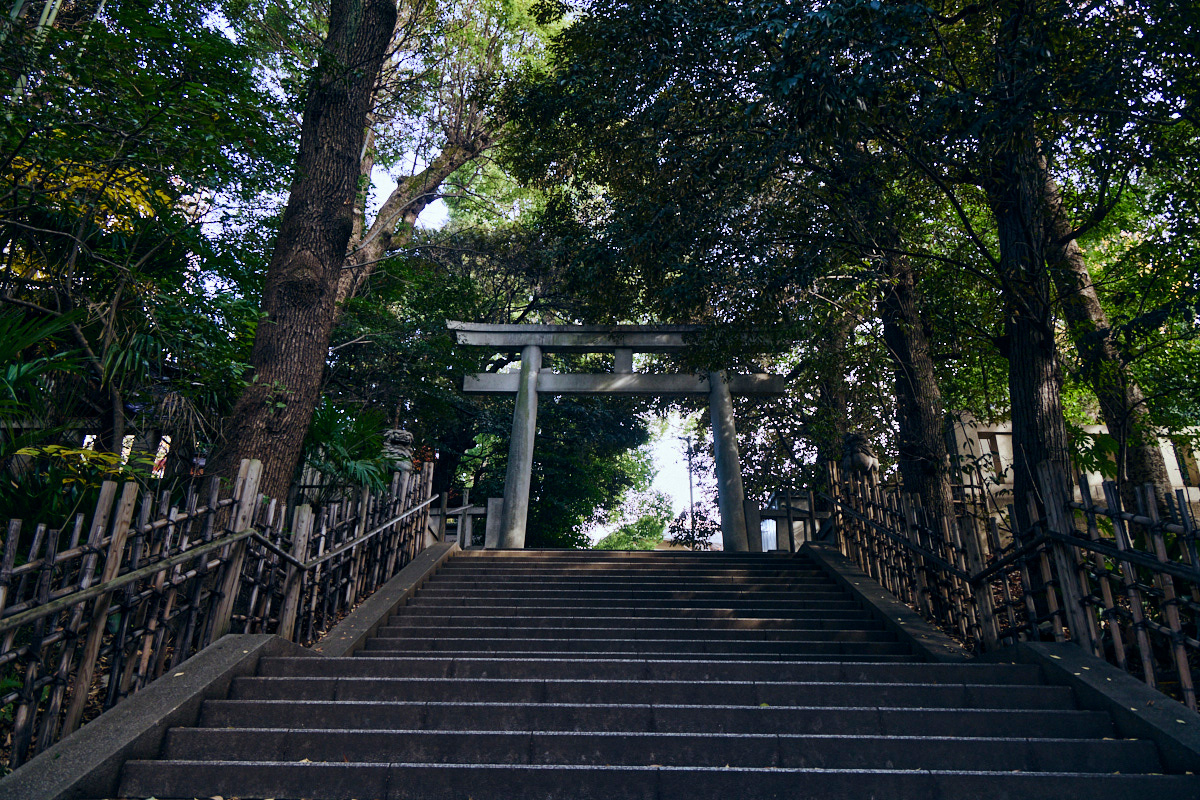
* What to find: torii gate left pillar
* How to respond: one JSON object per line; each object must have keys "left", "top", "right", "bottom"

{"left": 497, "top": 344, "right": 540, "bottom": 548}
{"left": 450, "top": 322, "right": 786, "bottom": 550}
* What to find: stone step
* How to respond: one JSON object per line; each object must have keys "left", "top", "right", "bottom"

{"left": 159, "top": 728, "right": 1163, "bottom": 773}
{"left": 113, "top": 549, "right": 1183, "bottom": 800}
{"left": 441, "top": 553, "right": 817, "bottom": 562}
{"left": 413, "top": 588, "right": 854, "bottom": 602}
{"left": 121, "top": 760, "right": 1198, "bottom": 800}
{"left": 396, "top": 609, "right": 883, "bottom": 623}
{"left": 435, "top": 567, "right": 833, "bottom": 578}
{"left": 228, "top": 676, "right": 1076, "bottom": 709}
{"left": 435, "top": 563, "right": 832, "bottom": 573}
{"left": 373, "top": 625, "right": 892, "bottom": 642}
{"left": 197, "top": 699, "right": 1115, "bottom": 738}
{"left": 424, "top": 577, "right": 843, "bottom": 588}
{"left": 383, "top": 614, "right": 887, "bottom": 631}
{"left": 359, "top": 637, "right": 911, "bottom": 656}
{"left": 353, "top": 649, "right": 923, "bottom": 662}
{"left": 403, "top": 596, "right": 865, "bottom": 610}
{"left": 256, "top": 657, "right": 1045, "bottom": 685}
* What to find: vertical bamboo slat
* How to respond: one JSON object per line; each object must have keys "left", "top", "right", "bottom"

{"left": 278, "top": 505, "right": 314, "bottom": 642}
{"left": 1142, "top": 485, "right": 1196, "bottom": 711}
{"left": 61, "top": 482, "right": 138, "bottom": 735}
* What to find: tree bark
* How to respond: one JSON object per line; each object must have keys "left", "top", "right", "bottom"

{"left": 878, "top": 249, "right": 956, "bottom": 528}
{"left": 985, "top": 134, "right": 1073, "bottom": 537}
{"left": 212, "top": 0, "right": 399, "bottom": 501}
{"left": 813, "top": 305, "right": 853, "bottom": 470}
{"left": 1044, "top": 179, "right": 1172, "bottom": 508}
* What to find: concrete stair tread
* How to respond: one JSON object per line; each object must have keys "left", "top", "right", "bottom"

{"left": 114, "top": 550, "right": 1185, "bottom": 799}
{"left": 196, "top": 698, "right": 1115, "bottom": 739}
{"left": 157, "top": 728, "right": 1164, "bottom": 772}
{"left": 371, "top": 627, "right": 895, "bottom": 641}
{"left": 257, "top": 656, "right": 1044, "bottom": 683}
{"left": 352, "top": 649, "right": 922, "bottom": 662}
{"left": 118, "top": 759, "right": 1196, "bottom": 800}
{"left": 383, "top": 616, "right": 887, "bottom": 629}
{"left": 396, "top": 607, "right": 879, "bottom": 618}
{"left": 227, "top": 676, "right": 1076, "bottom": 708}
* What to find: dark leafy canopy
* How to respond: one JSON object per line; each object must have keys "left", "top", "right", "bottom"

{"left": 510, "top": 0, "right": 1198, "bottom": 316}
{"left": 506, "top": 0, "right": 1200, "bottom": 486}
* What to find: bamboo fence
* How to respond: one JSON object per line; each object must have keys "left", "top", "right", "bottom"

{"left": 825, "top": 462, "right": 1200, "bottom": 712}
{"left": 0, "top": 458, "right": 436, "bottom": 769}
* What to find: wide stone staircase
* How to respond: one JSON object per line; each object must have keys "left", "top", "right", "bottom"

{"left": 118, "top": 550, "right": 1194, "bottom": 798}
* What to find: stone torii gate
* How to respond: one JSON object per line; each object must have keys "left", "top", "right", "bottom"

{"left": 449, "top": 322, "right": 786, "bottom": 551}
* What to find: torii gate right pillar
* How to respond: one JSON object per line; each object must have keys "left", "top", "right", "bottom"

{"left": 708, "top": 370, "right": 750, "bottom": 552}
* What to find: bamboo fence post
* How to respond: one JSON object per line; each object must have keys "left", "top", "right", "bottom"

{"left": 987, "top": 516, "right": 1019, "bottom": 637}
{"left": 1009, "top": 501, "right": 1042, "bottom": 641}
{"left": 212, "top": 459, "right": 263, "bottom": 640}
{"left": 437, "top": 491, "right": 448, "bottom": 542}
{"left": 1101, "top": 481, "right": 1157, "bottom": 688}
{"left": 1037, "top": 463, "right": 1098, "bottom": 656}
{"left": 61, "top": 481, "right": 138, "bottom": 735}
{"left": 899, "top": 493, "right": 933, "bottom": 618}
{"left": 1074, "top": 474, "right": 1126, "bottom": 667}
{"left": 1143, "top": 484, "right": 1196, "bottom": 711}
{"left": 278, "top": 504, "right": 314, "bottom": 641}
{"left": 1177, "top": 489, "right": 1200, "bottom": 610}
{"left": 959, "top": 511, "right": 999, "bottom": 650}
{"left": 304, "top": 508, "right": 330, "bottom": 642}
{"left": 0, "top": 520, "right": 23, "bottom": 620}
{"left": 37, "top": 492, "right": 115, "bottom": 749}
{"left": 806, "top": 489, "right": 818, "bottom": 544}
{"left": 10, "top": 524, "right": 59, "bottom": 767}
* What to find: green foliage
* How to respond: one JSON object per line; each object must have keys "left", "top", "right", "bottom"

{"left": 668, "top": 504, "right": 719, "bottom": 552}
{"left": 503, "top": 0, "right": 1200, "bottom": 492}
{"left": 595, "top": 488, "right": 672, "bottom": 550}
{"left": 0, "top": 310, "right": 80, "bottom": 429}
{"left": 301, "top": 399, "right": 391, "bottom": 492}
{"left": 594, "top": 514, "right": 666, "bottom": 551}
{"left": 0, "top": 0, "right": 292, "bottom": 460}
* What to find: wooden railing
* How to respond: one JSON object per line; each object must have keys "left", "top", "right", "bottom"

{"left": 825, "top": 463, "right": 1200, "bottom": 712}
{"left": 0, "top": 459, "right": 436, "bottom": 769}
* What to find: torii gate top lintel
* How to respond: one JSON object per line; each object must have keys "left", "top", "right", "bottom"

{"left": 447, "top": 320, "right": 703, "bottom": 354}
{"left": 448, "top": 321, "right": 786, "bottom": 396}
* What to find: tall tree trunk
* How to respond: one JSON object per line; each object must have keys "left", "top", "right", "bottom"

{"left": 878, "top": 249, "right": 956, "bottom": 528}
{"left": 431, "top": 421, "right": 478, "bottom": 497}
{"left": 837, "top": 143, "right": 956, "bottom": 528}
{"left": 1044, "top": 179, "right": 1172, "bottom": 508}
{"left": 813, "top": 304, "right": 853, "bottom": 471}
{"left": 985, "top": 135, "right": 1072, "bottom": 536}
{"left": 212, "top": 0, "right": 399, "bottom": 501}
{"left": 983, "top": 3, "right": 1074, "bottom": 537}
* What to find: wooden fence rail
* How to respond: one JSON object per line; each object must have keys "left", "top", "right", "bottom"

{"left": 0, "top": 459, "right": 436, "bottom": 770}
{"left": 824, "top": 462, "right": 1200, "bottom": 712}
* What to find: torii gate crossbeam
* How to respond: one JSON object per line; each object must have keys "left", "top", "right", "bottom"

{"left": 448, "top": 322, "right": 786, "bottom": 552}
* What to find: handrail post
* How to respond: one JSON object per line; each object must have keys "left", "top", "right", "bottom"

{"left": 278, "top": 504, "right": 314, "bottom": 641}
{"left": 1036, "top": 463, "right": 1093, "bottom": 652}
{"left": 212, "top": 459, "right": 263, "bottom": 639}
